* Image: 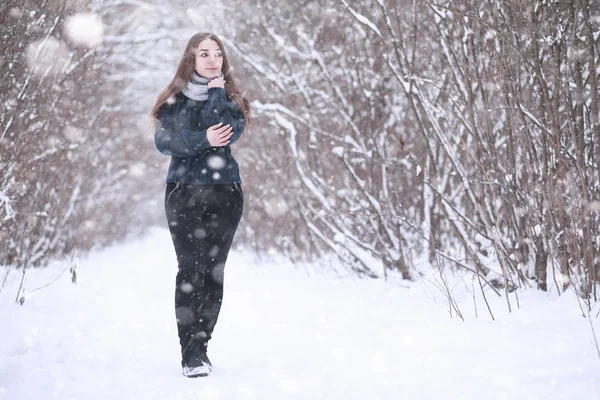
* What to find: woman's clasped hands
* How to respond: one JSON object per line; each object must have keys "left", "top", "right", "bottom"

{"left": 207, "top": 122, "right": 232, "bottom": 146}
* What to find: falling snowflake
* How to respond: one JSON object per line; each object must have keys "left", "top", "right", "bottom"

{"left": 64, "top": 13, "right": 104, "bottom": 48}
{"left": 194, "top": 229, "right": 207, "bottom": 239}
{"left": 207, "top": 155, "right": 226, "bottom": 170}
{"left": 180, "top": 283, "right": 194, "bottom": 293}
{"left": 128, "top": 163, "right": 146, "bottom": 178}
{"left": 62, "top": 126, "right": 85, "bottom": 143}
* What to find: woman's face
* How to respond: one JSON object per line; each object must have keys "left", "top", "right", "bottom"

{"left": 195, "top": 38, "right": 223, "bottom": 79}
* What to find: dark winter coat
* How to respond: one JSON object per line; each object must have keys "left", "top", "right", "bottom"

{"left": 154, "top": 87, "right": 245, "bottom": 184}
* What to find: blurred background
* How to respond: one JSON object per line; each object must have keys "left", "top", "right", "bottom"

{"left": 1, "top": 0, "right": 599, "bottom": 297}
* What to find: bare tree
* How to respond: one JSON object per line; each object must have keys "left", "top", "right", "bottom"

{"left": 220, "top": 0, "right": 600, "bottom": 297}
{"left": 0, "top": 0, "right": 166, "bottom": 299}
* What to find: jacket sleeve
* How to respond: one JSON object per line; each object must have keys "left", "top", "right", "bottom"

{"left": 200, "top": 87, "right": 246, "bottom": 146}
{"left": 154, "top": 101, "right": 211, "bottom": 157}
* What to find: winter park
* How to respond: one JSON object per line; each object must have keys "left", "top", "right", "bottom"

{"left": 1, "top": 0, "right": 600, "bottom": 399}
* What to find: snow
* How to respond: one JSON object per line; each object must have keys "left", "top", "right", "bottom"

{"left": 25, "top": 37, "right": 70, "bottom": 77}
{"left": 331, "top": 147, "right": 344, "bottom": 157}
{"left": 8, "top": 8, "right": 23, "bottom": 18}
{"left": 63, "top": 13, "right": 104, "bottom": 48}
{"left": 333, "top": 232, "right": 385, "bottom": 278}
{"left": 207, "top": 155, "right": 226, "bottom": 170}
{"left": 262, "top": 197, "right": 289, "bottom": 218}
{"left": 340, "top": 0, "right": 383, "bottom": 38}
{"left": 1, "top": 228, "right": 599, "bottom": 400}
{"left": 62, "top": 126, "right": 85, "bottom": 143}
{"left": 0, "top": 190, "right": 13, "bottom": 220}
{"left": 128, "top": 163, "right": 146, "bottom": 178}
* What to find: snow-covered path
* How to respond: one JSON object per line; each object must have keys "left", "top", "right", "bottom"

{"left": 1, "top": 228, "right": 599, "bottom": 400}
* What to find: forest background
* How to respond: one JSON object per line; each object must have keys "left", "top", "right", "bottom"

{"left": 1, "top": 0, "right": 600, "bottom": 303}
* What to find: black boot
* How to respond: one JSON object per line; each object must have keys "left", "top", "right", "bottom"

{"left": 182, "top": 351, "right": 212, "bottom": 378}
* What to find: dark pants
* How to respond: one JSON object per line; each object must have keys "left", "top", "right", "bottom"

{"left": 164, "top": 182, "right": 243, "bottom": 367}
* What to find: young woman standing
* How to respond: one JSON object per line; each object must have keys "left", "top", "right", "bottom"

{"left": 150, "top": 32, "right": 250, "bottom": 378}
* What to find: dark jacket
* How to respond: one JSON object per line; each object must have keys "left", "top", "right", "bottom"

{"left": 154, "top": 87, "right": 245, "bottom": 184}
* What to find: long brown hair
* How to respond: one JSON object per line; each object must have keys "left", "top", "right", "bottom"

{"left": 150, "top": 32, "right": 251, "bottom": 129}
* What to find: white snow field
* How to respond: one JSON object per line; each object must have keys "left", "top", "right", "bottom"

{"left": 1, "top": 228, "right": 599, "bottom": 400}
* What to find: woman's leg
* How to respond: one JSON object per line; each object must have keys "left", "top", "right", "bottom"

{"left": 198, "top": 182, "right": 244, "bottom": 343}
{"left": 165, "top": 182, "right": 205, "bottom": 366}
{"left": 165, "top": 182, "right": 243, "bottom": 368}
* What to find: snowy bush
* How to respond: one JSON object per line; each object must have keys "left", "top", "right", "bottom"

{"left": 0, "top": 1, "right": 154, "bottom": 281}
{"left": 225, "top": 0, "right": 600, "bottom": 295}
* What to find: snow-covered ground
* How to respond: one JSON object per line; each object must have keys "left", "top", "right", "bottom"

{"left": 1, "top": 228, "right": 599, "bottom": 400}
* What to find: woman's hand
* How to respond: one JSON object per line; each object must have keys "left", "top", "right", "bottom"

{"left": 206, "top": 122, "right": 232, "bottom": 146}
{"left": 208, "top": 76, "right": 225, "bottom": 89}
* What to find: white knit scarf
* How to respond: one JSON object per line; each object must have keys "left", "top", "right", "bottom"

{"left": 182, "top": 70, "right": 223, "bottom": 101}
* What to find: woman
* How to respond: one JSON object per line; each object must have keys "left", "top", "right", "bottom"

{"left": 151, "top": 32, "right": 250, "bottom": 378}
